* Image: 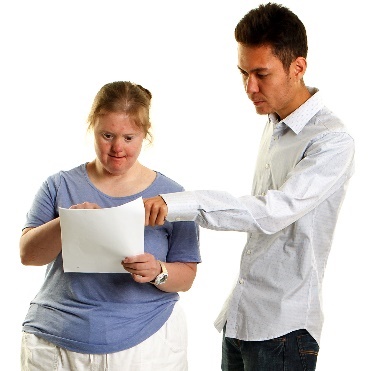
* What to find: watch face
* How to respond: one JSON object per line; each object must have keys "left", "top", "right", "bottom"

{"left": 155, "top": 272, "right": 168, "bottom": 285}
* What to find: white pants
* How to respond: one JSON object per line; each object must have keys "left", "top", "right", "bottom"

{"left": 21, "top": 302, "right": 188, "bottom": 371}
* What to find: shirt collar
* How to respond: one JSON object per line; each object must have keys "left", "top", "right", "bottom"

{"left": 268, "top": 87, "right": 324, "bottom": 135}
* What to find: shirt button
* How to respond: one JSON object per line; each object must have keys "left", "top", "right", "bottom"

{"left": 261, "top": 192, "right": 266, "bottom": 196}
{"left": 265, "top": 163, "right": 270, "bottom": 169}
{"left": 246, "top": 249, "right": 252, "bottom": 255}
{"left": 175, "top": 217, "right": 181, "bottom": 221}
{"left": 239, "top": 279, "right": 244, "bottom": 284}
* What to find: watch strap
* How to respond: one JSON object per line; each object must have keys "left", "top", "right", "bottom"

{"left": 150, "top": 260, "right": 168, "bottom": 285}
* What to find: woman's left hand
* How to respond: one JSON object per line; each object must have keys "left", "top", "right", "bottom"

{"left": 122, "top": 253, "right": 161, "bottom": 283}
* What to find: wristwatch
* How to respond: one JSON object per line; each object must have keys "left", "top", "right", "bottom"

{"left": 151, "top": 260, "right": 168, "bottom": 285}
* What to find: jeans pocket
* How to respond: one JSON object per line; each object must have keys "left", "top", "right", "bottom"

{"left": 296, "top": 332, "right": 319, "bottom": 371}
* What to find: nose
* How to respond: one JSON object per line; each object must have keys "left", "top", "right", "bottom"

{"left": 111, "top": 138, "right": 125, "bottom": 154}
{"left": 244, "top": 75, "right": 259, "bottom": 95}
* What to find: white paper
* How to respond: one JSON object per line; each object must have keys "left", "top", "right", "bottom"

{"left": 59, "top": 198, "right": 144, "bottom": 273}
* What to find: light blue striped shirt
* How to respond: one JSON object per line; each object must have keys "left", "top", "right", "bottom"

{"left": 161, "top": 88, "right": 355, "bottom": 345}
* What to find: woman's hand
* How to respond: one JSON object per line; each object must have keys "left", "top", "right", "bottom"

{"left": 69, "top": 202, "right": 101, "bottom": 209}
{"left": 122, "top": 253, "right": 161, "bottom": 283}
{"left": 20, "top": 202, "right": 103, "bottom": 266}
{"left": 122, "top": 253, "right": 197, "bottom": 292}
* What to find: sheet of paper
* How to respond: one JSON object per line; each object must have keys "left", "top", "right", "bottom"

{"left": 59, "top": 197, "right": 144, "bottom": 273}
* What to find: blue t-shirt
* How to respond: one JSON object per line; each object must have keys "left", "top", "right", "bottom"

{"left": 22, "top": 164, "right": 201, "bottom": 354}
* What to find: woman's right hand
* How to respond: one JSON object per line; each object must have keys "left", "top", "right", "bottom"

{"left": 20, "top": 202, "right": 102, "bottom": 266}
{"left": 69, "top": 202, "right": 101, "bottom": 209}
{"left": 20, "top": 218, "right": 63, "bottom": 266}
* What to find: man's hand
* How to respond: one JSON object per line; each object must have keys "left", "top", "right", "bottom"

{"left": 143, "top": 196, "right": 168, "bottom": 226}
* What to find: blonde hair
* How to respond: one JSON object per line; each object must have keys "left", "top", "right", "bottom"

{"left": 87, "top": 81, "right": 153, "bottom": 142}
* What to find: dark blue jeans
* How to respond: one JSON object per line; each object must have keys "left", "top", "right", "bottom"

{"left": 222, "top": 327, "right": 319, "bottom": 371}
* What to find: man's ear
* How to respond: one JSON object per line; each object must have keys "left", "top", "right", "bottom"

{"left": 292, "top": 57, "right": 307, "bottom": 80}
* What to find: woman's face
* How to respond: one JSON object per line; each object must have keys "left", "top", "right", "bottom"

{"left": 93, "top": 111, "right": 145, "bottom": 176}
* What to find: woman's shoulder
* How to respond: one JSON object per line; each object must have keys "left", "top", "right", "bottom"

{"left": 150, "top": 172, "right": 185, "bottom": 194}
{"left": 44, "top": 163, "right": 87, "bottom": 190}
{"left": 47, "top": 163, "right": 86, "bottom": 180}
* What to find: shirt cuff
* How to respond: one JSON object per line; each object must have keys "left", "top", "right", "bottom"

{"left": 160, "top": 192, "right": 199, "bottom": 222}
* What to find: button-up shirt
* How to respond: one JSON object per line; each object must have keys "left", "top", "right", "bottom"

{"left": 161, "top": 88, "right": 355, "bottom": 345}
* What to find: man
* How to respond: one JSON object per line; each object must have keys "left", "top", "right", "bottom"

{"left": 144, "top": 3, "right": 355, "bottom": 370}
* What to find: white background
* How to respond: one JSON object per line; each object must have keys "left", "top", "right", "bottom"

{"left": 1, "top": 1, "right": 368, "bottom": 370}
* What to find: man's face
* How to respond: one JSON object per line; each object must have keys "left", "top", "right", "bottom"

{"left": 237, "top": 43, "right": 301, "bottom": 119}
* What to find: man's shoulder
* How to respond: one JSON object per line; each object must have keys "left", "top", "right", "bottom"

{"left": 311, "top": 107, "right": 351, "bottom": 136}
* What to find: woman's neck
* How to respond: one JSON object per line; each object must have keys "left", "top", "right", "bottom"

{"left": 86, "top": 160, "right": 156, "bottom": 197}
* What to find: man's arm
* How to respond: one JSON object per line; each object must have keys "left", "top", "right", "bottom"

{"left": 145, "top": 132, "right": 355, "bottom": 234}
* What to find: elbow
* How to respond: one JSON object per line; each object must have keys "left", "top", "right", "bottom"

{"left": 20, "top": 257, "right": 32, "bottom": 266}
{"left": 179, "top": 280, "right": 195, "bottom": 293}
{"left": 20, "top": 252, "right": 32, "bottom": 266}
{"left": 179, "top": 268, "right": 197, "bottom": 292}
{"left": 181, "top": 285, "right": 194, "bottom": 293}
{"left": 19, "top": 240, "right": 30, "bottom": 265}
{"left": 20, "top": 246, "right": 48, "bottom": 266}
{"left": 19, "top": 228, "right": 43, "bottom": 266}
{"left": 19, "top": 245, "right": 36, "bottom": 266}
{"left": 20, "top": 252, "right": 45, "bottom": 266}
{"left": 20, "top": 228, "right": 34, "bottom": 265}
{"left": 19, "top": 238, "right": 41, "bottom": 266}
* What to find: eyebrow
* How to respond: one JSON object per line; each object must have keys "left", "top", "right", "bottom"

{"left": 237, "top": 65, "right": 269, "bottom": 74}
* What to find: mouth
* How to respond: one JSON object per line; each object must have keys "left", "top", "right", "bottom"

{"left": 109, "top": 154, "right": 126, "bottom": 159}
{"left": 252, "top": 99, "right": 265, "bottom": 107}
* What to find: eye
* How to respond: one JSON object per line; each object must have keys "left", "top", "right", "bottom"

{"left": 124, "top": 135, "right": 135, "bottom": 142}
{"left": 102, "top": 133, "right": 113, "bottom": 140}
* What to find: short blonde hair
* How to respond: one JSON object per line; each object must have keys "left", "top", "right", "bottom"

{"left": 87, "top": 81, "right": 153, "bottom": 142}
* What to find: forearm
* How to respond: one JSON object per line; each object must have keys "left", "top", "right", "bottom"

{"left": 161, "top": 190, "right": 262, "bottom": 232}
{"left": 156, "top": 262, "right": 197, "bottom": 293}
{"left": 20, "top": 218, "right": 62, "bottom": 266}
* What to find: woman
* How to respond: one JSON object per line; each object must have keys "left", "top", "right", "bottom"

{"left": 20, "top": 81, "right": 200, "bottom": 370}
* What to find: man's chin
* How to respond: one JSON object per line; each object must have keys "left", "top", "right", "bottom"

{"left": 255, "top": 107, "right": 270, "bottom": 115}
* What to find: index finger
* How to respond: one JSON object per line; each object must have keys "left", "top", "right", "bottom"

{"left": 123, "top": 253, "right": 149, "bottom": 264}
{"left": 144, "top": 197, "right": 167, "bottom": 226}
